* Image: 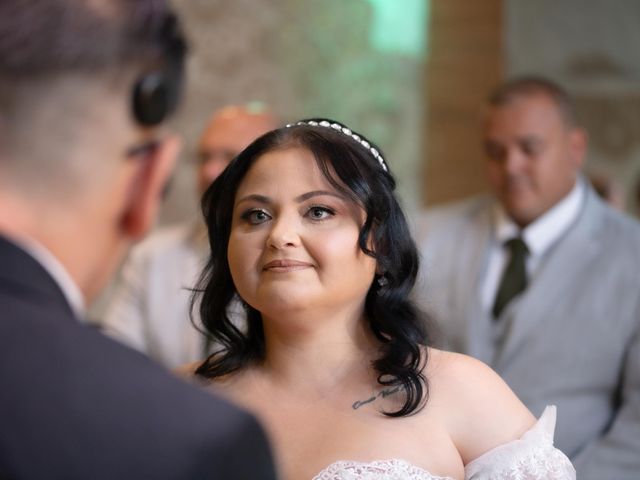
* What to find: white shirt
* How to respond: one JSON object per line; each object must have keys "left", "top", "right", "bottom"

{"left": 101, "top": 222, "right": 210, "bottom": 368}
{"left": 12, "top": 235, "right": 85, "bottom": 319}
{"left": 480, "top": 180, "right": 585, "bottom": 312}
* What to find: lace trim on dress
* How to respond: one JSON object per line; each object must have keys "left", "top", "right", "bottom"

{"left": 464, "top": 406, "right": 576, "bottom": 480}
{"left": 310, "top": 406, "right": 575, "bottom": 480}
{"left": 312, "top": 458, "right": 452, "bottom": 480}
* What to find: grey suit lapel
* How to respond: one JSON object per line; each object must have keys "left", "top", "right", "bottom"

{"left": 457, "top": 202, "right": 495, "bottom": 364}
{"left": 495, "top": 189, "right": 604, "bottom": 367}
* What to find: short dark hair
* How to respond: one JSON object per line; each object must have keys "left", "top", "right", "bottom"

{"left": 192, "top": 119, "right": 433, "bottom": 417}
{"left": 0, "top": 0, "right": 185, "bottom": 191}
{"left": 488, "top": 75, "right": 578, "bottom": 127}
{"left": 0, "top": 0, "right": 174, "bottom": 78}
{"left": 0, "top": 0, "right": 185, "bottom": 129}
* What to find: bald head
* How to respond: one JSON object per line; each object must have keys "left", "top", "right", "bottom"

{"left": 197, "top": 105, "right": 278, "bottom": 195}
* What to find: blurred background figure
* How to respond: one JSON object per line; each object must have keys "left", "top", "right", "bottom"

{"left": 101, "top": 104, "right": 278, "bottom": 368}
{"left": 414, "top": 76, "right": 640, "bottom": 480}
{"left": 587, "top": 170, "right": 625, "bottom": 211}
{"left": 636, "top": 173, "right": 640, "bottom": 218}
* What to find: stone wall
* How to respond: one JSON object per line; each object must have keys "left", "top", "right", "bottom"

{"left": 92, "top": 1, "right": 426, "bottom": 317}
{"left": 162, "top": 0, "right": 425, "bottom": 225}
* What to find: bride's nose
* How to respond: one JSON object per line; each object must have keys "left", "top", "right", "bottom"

{"left": 266, "top": 214, "right": 301, "bottom": 249}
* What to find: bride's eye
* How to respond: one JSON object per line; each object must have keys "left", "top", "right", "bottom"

{"left": 241, "top": 209, "right": 271, "bottom": 225}
{"left": 306, "top": 206, "right": 335, "bottom": 221}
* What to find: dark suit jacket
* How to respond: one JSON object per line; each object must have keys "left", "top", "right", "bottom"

{"left": 0, "top": 236, "right": 277, "bottom": 480}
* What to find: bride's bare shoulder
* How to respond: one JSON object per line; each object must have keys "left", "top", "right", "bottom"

{"left": 173, "top": 361, "right": 201, "bottom": 378}
{"left": 425, "top": 348, "right": 516, "bottom": 394}
{"left": 424, "top": 348, "right": 535, "bottom": 464}
{"left": 425, "top": 348, "right": 501, "bottom": 384}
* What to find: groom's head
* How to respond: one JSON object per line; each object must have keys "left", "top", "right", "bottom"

{"left": 0, "top": 0, "right": 188, "bottom": 301}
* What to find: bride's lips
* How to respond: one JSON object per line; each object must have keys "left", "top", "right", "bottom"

{"left": 262, "top": 259, "right": 313, "bottom": 273}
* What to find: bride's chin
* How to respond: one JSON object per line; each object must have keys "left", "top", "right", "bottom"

{"left": 255, "top": 301, "right": 311, "bottom": 321}
{"left": 252, "top": 286, "right": 317, "bottom": 313}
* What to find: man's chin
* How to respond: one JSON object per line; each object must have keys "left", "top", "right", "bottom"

{"left": 501, "top": 196, "right": 539, "bottom": 226}
{"left": 506, "top": 206, "right": 538, "bottom": 227}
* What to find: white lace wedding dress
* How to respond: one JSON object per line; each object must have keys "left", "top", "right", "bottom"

{"left": 312, "top": 406, "right": 575, "bottom": 480}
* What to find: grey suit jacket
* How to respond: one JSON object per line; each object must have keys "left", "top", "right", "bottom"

{"left": 413, "top": 187, "right": 640, "bottom": 480}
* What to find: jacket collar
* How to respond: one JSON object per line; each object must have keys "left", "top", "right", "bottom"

{"left": 0, "top": 235, "right": 77, "bottom": 320}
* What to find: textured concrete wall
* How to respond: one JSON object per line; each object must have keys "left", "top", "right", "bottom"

{"left": 162, "top": 0, "right": 289, "bottom": 226}
{"left": 161, "top": 0, "right": 425, "bottom": 226}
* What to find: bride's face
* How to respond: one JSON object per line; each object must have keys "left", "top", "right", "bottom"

{"left": 228, "top": 146, "right": 377, "bottom": 318}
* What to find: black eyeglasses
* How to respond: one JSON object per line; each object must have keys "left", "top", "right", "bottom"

{"left": 196, "top": 148, "right": 237, "bottom": 165}
{"left": 125, "top": 140, "right": 160, "bottom": 160}
{"left": 124, "top": 139, "right": 174, "bottom": 199}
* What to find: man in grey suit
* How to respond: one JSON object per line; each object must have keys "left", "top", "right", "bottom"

{"left": 0, "top": 1, "right": 276, "bottom": 478}
{"left": 415, "top": 76, "right": 640, "bottom": 479}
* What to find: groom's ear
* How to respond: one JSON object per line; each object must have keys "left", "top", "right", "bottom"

{"left": 120, "top": 135, "right": 181, "bottom": 240}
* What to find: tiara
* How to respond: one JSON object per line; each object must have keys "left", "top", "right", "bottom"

{"left": 286, "top": 120, "right": 388, "bottom": 172}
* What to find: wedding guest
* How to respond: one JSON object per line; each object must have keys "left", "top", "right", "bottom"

{"left": 0, "top": 1, "right": 276, "bottom": 478}
{"left": 414, "top": 76, "right": 640, "bottom": 480}
{"left": 103, "top": 104, "right": 277, "bottom": 367}
{"left": 187, "top": 118, "right": 575, "bottom": 479}
{"left": 588, "top": 171, "right": 624, "bottom": 211}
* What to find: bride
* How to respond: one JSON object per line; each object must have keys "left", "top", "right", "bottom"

{"left": 189, "top": 119, "right": 575, "bottom": 479}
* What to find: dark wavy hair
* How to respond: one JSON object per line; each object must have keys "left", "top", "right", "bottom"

{"left": 192, "top": 118, "right": 431, "bottom": 416}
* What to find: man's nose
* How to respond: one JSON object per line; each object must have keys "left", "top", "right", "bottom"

{"left": 503, "top": 147, "right": 527, "bottom": 175}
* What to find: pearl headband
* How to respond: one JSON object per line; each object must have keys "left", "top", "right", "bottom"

{"left": 286, "top": 120, "right": 388, "bottom": 172}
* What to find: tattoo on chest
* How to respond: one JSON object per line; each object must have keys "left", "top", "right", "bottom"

{"left": 351, "top": 386, "right": 402, "bottom": 410}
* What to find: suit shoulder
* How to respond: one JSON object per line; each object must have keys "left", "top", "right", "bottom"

{"left": 593, "top": 200, "right": 640, "bottom": 258}
{"left": 413, "top": 195, "right": 493, "bottom": 243}
{"left": 601, "top": 204, "right": 640, "bottom": 239}
{"left": 135, "top": 224, "right": 193, "bottom": 251}
{"left": 132, "top": 223, "right": 195, "bottom": 256}
{"left": 0, "top": 300, "right": 274, "bottom": 478}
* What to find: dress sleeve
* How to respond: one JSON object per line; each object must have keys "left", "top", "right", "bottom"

{"left": 464, "top": 406, "right": 576, "bottom": 480}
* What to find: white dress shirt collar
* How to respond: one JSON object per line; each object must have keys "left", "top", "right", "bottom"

{"left": 13, "top": 235, "right": 86, "bottom": 320}
{"left": 493, "top": 179, "right": 585, "bottom": 258}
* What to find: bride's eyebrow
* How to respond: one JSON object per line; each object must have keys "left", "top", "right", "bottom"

{"left": 235, "top": 190, "right": 345, "bottom": 207}
{"left": 295, "top": 190, "right": 345, "bottom": 202}
{"left": 235, "top": 194, "right": 270, "bottom": 206}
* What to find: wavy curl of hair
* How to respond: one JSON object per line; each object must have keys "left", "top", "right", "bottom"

{"left": 191, "top": 118, "right": 432, "bottom": 417}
